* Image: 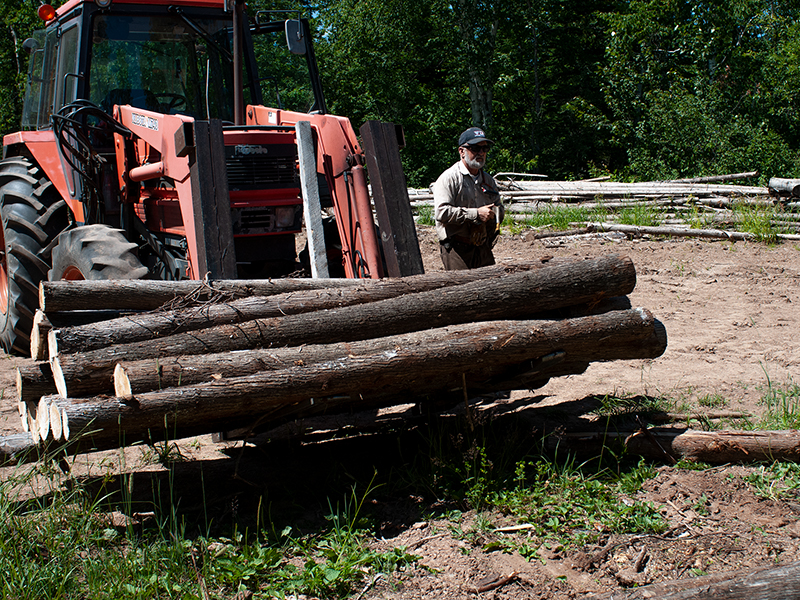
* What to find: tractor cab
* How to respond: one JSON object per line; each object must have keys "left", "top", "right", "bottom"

{"left": 22, "top": 1, "right": 325, "bottom": 129}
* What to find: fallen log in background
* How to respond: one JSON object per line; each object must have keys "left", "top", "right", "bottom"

{"left": 49, "top": 254, "right": 636, "bottom": 398}
{"left": 44, "top": 260, "right": 559, "bottom": 357}
{"left": 32, "top": 308, "right": 666, "bottom": 451}
{"left": 550, "top": 428, "right": 800, "bottom": 463}
{"left": 587, "top": 559, "right": 800, "bottom": 600}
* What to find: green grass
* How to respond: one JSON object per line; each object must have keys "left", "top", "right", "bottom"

{"left": 752, "top": 372, "right": 800, "bottom": 430}
{"left": 485, "top": 455, "right": 666, "bottom": 552}
{"left": 0, "top": 459, "right": 416, "bottom": 600}
{"left": 415, "top": 204, "right": 435, "bottom": 226}
{"left": 617, "top": 202, "right": 664, "bottom": 227}
{"left": 510, "top": 205, "right": 594, "bottom": 230}
{"left": 402, "top": 416, "right": 666, "bottom": 550}
{"left": 745, "top": 462, "right": 800, "bottom": 501}
{"left": 732, "top": 201, "right": 788, "bottom": 242}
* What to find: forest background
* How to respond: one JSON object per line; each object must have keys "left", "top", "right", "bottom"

{"left": 2, "top": 0, "right": 800, "bottom": 189}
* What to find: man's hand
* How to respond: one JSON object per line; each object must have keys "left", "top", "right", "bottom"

{"left": 477, "top": 205, "right": 495, "bottom": 222}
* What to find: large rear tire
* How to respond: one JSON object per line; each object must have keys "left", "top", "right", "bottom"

{"left": 49, "top": 224, "right": 149, "bottom": 281}
{"left": 0, "top": 157, "right": 70, "bottom": 355}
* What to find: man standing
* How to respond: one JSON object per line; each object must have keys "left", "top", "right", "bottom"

{"left": 433, "top": 127, "right": 504, "bottom": 270}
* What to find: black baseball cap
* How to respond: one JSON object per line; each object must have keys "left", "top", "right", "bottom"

{"left": 458, "top": 127, "right": 494, "bottom": 147}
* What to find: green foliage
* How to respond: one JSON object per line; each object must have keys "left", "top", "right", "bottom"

{"left": 745, "top": 461, "right": 800, "bottom": 501}
{"left": 754, "top": 372, "right": 800, "bottom": 430}
{"left": 491, "top": 456, "right": 666, "bottom": 546}
{"left": 5, "top": 0, "right": 800, "bottom": 185}
{"left": 415, "top": 204, "right": 435, "bottom": 226}
{"left": 0, "top": 461, "right": 415, "bottom": 599}
{"left": 0, "top": 0, "right": 43, "bottom": 137}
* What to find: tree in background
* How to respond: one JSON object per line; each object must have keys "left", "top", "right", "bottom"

{"left": 0, "top": 0, "right": 41, "bottom": 136}
{"left": 602, "top": 0, "right": 800, "bottom": 180}
{"left": 3, "top": 0, "right": 800, "bottom": 186}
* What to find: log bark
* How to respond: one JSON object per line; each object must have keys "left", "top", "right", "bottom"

{"left": 47, "top": 261, "right": 560, "bottom": 356}
{"left": 94, "top": 296, "right": 629, "bottom": 399}
{"left": 16, "top": 362, "right": 57, "bottom": 404}
{"left": 0, "top": 432, "right": 37, "bottom": 466}
{"left": 589, "top": 222, "right": 758, "bottom": 241}
{"left": 768, "top": 177, "right": 800, "bottom": 197}
{"left": 40, "top": 308, "right": 665, "bottom": 451}
{"left": 30, "top": 308, "right": 129, "bottom": 359}
{"left": 113, "top": 305, "right": 661, "bottom": 397}
{"left": 39, "top": 277, "right": 369, "bottom": 312}
{"left": 587, "top": 559, "right": 800, "bottom": 600}
{"left": 50, "top": 254, "right": 636, "bottom": 397}
{"left": 38, "top": 261, "right": 552, "bottom": 312}
{"left": 551, "top": 428, "right": 800, "bottom": 464}
{"left": 671, "top": 171, "right": 759, "bottom": 184}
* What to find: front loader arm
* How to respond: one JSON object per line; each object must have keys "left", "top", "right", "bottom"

{"left": 113, "top": 106, "right": 232, "bottom": 280}
{"left": 249, "top": 106, "right": 383, "bottom": 279}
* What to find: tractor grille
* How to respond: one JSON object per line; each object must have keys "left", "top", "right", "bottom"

{"left": 224, "top": 143, "right": 298, "bottom": 190}
{"left": 232, "top": 204, "right": 303, "bottom": 235}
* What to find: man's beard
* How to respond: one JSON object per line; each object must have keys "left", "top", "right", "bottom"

{"left": 464, "top": 155, "right": 486, "bottom": 170}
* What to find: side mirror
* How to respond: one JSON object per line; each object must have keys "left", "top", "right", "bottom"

{"left": 22, "top": 38, "right": 40, "bottom": 54}
{"left": 285, "top": 19, "right": 306, "bottom": 55}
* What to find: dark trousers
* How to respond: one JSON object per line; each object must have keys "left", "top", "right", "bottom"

{"left": 439, "top": 241, "right": 495, "bottom": 270}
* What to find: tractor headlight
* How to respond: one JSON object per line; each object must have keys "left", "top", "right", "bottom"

{"left": 95, "top": 0, "right": 112, "bottom": 8}
{"left": 274, "top": 206, "right": 296, "bottom": 228}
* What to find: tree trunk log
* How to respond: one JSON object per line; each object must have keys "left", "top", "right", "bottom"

{"left": 0, "top": 432, "right": 37, "bottom": 466}
{"left": 50, "top": 254, "right": 636, "bottom": 397}
{"left": 30, "top": 308, "right": 129, "bottom": 359}
{"left": 588, "top": 559, "right": 800, "bottom": 600}
{"left": 82, "top": 296, "right": 624, "bottom": 399}
{"left": 39, "top": 277, "right": 366, "bottom": 312}
{"left": 16, "top": 362, "right": 57, "bottom": 404}
{"left": 39, "top": 261, "right": 556, "bottom": 312}
{"left": 589, "top": 222, "right": 757, "bottom": 241}
{"left": 112, "top": 307, "right": 663, "bottom": 397}
{"left": 768, "top": 177, "right": 800, "bottom": 197}
{"left": 551, "top": 428, "right": 800, "bottom": 464}
{"left": 47, "top": 261, "right": 558, "bottom": 356}
{"left": 39, "top": 308, "right": 665, "bottom": 451}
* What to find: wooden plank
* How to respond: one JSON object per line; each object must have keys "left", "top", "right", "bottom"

{"left": 190, "top": 120, "right": 237, "bottom": 279}
{"left": 360, "top": 120, "right": 424, "bottom": 277}
{"left": 296, "top": 121, "right": 329, "bottom": 278}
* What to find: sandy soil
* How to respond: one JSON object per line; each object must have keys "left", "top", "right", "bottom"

{"left": 1, "top": 226, "right": 799, "bottom": 599}
{"left": 358, "top": 227, "right": 800, "bottom": 599}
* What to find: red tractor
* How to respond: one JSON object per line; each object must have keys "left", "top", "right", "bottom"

{"left": 0, "top": 0, "right": 388, "bottom": 355}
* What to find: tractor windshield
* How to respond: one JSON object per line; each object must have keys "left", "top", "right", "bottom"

{"left": 89, "top": 13, "right": 236, "bottom": 120}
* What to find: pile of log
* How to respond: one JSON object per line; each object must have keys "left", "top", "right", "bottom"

{"left": 408, "top": 172, "right": 800, "bottom": 242}
{"left": 15, "top": 254, "right": 667, "bottom": 456}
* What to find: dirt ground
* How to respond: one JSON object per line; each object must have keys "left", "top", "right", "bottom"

{"left": 1, "top": 225, "right": 799, "bottom": 598}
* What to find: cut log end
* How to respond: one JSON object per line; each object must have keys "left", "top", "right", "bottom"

{"left": 51, "top": 357, "right": 68, "bottom": 399}
{"left": 47, "top": 328, "right": 60, "bottom": 363}
{"left": 18, "top": 399, "right": 28, "bottom": 433}
{"left": 37, "top": 397, "right": 50, "bottom": 442}
{"left": 113, "top": 363, "right": 133, "bottom": 398}
{"left": 61, "top": 408, "right": 70, "bottom": 441}
{"left": 49, "top": 401, "right": 63, "bottom": 441}
{"left": 30, "top": 309, "right": 52, "bottom": 361}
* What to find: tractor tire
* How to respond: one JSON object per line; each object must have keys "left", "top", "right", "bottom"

{"left": 49, "top": 224, "right": 149, "bottom": 281}
{"left": 0, "top": 157, "right": 70, "bottom": 355}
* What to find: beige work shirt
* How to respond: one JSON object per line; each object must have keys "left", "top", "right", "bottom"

{"left": 433, "top": 161, "right": 503, "bottom": 243}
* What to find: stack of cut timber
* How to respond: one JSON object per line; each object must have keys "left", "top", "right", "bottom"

{"left": 17, "top": 254, "right": 667, "bottom": 455}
